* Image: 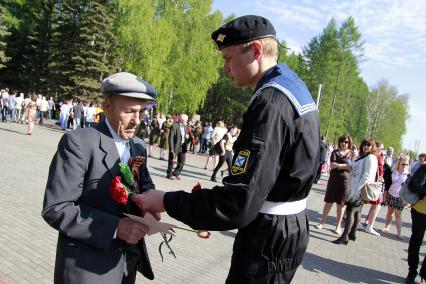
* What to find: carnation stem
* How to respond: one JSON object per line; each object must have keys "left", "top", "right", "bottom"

{"left": 171, "top": 226, "right": 198, "bottom": 233}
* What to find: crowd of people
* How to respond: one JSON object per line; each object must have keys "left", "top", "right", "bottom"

{"left": 1, "top": 84, "right": 241, "bottom": 181}
{"left": 313, "top": 134, "right": 426, "bottom": 283}
{"left": 0, "top": 88, "right": 107, "bottom": 134}
{"left": 135, "top": 111, "right": 241, "bottom": 183}
{"left": 0, "top": 88, "right": 55, "bottom": 134}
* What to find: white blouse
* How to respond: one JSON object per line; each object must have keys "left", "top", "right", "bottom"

{"left": 389, "top": 171, "right": 408, "bottom": 198}
{"left": 347, "top": 154, "right": 378, "bottom": 202}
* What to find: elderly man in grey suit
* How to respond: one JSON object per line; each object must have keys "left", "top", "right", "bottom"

{"left": 42, "top": 72, "right": 158, "bottom": 283}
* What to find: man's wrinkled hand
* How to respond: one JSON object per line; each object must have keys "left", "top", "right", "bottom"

{"left": 132, "top": 190, "right": 166, "bottom": 213}
{"left": 117, "top": 217, "right": 149, "bottom": 244}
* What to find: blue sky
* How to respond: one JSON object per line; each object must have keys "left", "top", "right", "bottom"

{"left": 211, "top": 0, "right": 426, "bottom": 154}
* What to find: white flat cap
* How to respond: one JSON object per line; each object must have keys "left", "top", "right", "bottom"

{"left": 101, "top": 72, "right": 157, "bottom": 101}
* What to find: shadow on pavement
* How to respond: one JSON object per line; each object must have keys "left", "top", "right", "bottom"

{"left": 307, "top": 209, "right": 322, "bottom": 224}
{"left": 149, "top": 166, "right": 215, "bottom": 182}
{"left": 301, "top": 252, "right": 405, "bottom": 283}
{"left": 0, "top": 126, "right": 26, "bottom": 135}
{"left": 309, "top": 186, "right": 326, "bottom": 195}
{"left": 220, "top": 231, "right": 237, "bottom": 238}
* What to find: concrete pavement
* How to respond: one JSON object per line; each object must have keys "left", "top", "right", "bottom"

{"left": 0, "top": 121, "right": 424, "bottom": 283}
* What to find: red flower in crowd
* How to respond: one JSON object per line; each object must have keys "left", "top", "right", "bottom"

{"left": 109, "top": 176, "right": 131, "bottom": 205}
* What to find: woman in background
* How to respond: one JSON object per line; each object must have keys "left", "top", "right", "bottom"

{"left": 26, "top": 94, "right": 38, "bottom": 135}
{"left": 382, "top": 155, "right": 410, "bottom": 239}
{"left": 315, "top": 135, "right": 353, "bottom": 234}
{"left": 332, "top": 138, "right": 378, "bottom": 244}
{"left": 204, "top": 120, "right": 227, "bottom": 170}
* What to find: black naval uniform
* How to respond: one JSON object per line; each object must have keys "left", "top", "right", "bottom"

{"left": 164, "top": 63, "right": 320, "bottom": 283}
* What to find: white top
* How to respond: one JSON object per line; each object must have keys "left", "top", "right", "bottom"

{"left": 40, "top": 99, "right": 49, "bottom": 112}
{"left": 60, "top": 104, "right": 70, "bottom": 115}
{"left": 86, "top": 107, "right": 97, "bottom": 123}
{"left": 389, "top": 171, "right": 409, "bottom": 198}
{"left": 15, "top": 96, "right": 24, "bottom": 110}
{"left": 211, "top": 126, "right": 227, "bottom": 145}
{"left": 347, "top": 154, "right": 378, "bottom": 202}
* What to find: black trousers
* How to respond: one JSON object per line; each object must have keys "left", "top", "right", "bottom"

{"left": 314, "top": 162, "right": 324, "bottom": 183}
{"left": 212, "top": 151, "right": 233, "bottom": 179}
{"left": 39, "top": 111, "right": 46, "bottom": 125}
{"left": 167, "top": 150, "right": 186, "bottom": 177}
{"left": 226, "top": 210, "right": 309, "bottom": 284}
{"left": 407, "top": 208, "right": 426, "bottom": 278}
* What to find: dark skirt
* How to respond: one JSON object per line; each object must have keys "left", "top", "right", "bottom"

{"left": 324, "top": 169, "right": 350, "bottom": 205}
{"left": 386, "top": 194, "right": 405, "bottom": 211}
{"left": 159, "top": 135, "right": 169, "bottom": 150}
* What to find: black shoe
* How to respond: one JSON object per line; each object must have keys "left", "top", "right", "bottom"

{"left": 405, "top": 271, "right": 418, "bottom": 284}
{"left": 405, "top": 277, "right": 418, "bottom": 284}
{"left": 420, "top": 270, "right": 426, "bottom": 283}
{"left": 210, "top": 177, "right": 217, "bottom": 182}
{"left": 331, "top": 237, "right": 348, "bottom": 245}
{"left": 348, "top": 233, "right": 357, "bottom": 241}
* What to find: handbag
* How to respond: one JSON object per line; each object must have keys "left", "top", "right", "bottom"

{"left": 399, "top": 182, "right": 419, "bottom": 205}
{"left": 361, "top": 182, "right": 383, "bottom": 201}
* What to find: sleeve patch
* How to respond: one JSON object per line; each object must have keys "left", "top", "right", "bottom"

{"left": 231, "top": 150, "right": 250, "bottom": 175}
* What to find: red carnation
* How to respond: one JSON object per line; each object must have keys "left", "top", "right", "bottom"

{"left": 192, "top": 182, "right": 202, "bottom": 193}
{"left": 191, "top": 182, "right": 210, "bottom": 239}
{"left": 109, "top": 176, "right": 131, "bottom": 205}
{"left": 197, "top": 231, "right": 211, "bottom": 239}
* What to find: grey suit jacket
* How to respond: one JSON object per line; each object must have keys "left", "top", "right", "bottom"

{"left": 42, "top": 120, "right": 154, "bottom": 283}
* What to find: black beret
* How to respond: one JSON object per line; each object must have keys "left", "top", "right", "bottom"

{"left": 101, "top": 72, "right": 157, "bottom": 101}
{"left": 211, "top": 15, "right": 276, "bottom": 50}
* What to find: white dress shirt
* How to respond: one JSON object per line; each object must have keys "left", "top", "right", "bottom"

{"left": 105, "top": 118, "right": 130, "bottom": 165}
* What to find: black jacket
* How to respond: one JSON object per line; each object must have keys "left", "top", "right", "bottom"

{"left": 164, "top": 65, "right": 320, "bottom": 231}
{"left": 168, "top": 121, "right": 187, "bottom": 153}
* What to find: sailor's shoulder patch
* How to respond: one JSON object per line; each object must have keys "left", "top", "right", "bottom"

{"left": 231, "top": 149, "right": 250, "bottom": 175}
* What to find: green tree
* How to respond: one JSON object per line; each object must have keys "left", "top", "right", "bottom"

{"left": 71, "top": 0, "right": 119, "bottom": 100}
{"left": 198, "top": 69, "right": 251, "bottom": 126}
{"left": 278, "top": 40, "right": 308, "bottom": 79}
{"left": 303, "top": 17, "right": 368, "bottom": 143}
{"left": 0, "top": 4, "right": 12, "bottom": 69}
{"left": 0, "top": 0, "right": 57, "bottom": 92}
{"left": 115, "top": 0, "right": 174, "bottom": 108}
{"left": 366, "top": 79, "right": 409, "bottom": 151}
{"left": 115, "top": 0, "right": 222, "bottom": 114}
{"left": 50, "top": 0, "right": 118, "bottom": 101}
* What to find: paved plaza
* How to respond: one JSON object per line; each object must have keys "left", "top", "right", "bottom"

{"left": 0, "top": 122, "right": 424, "bottom": 283}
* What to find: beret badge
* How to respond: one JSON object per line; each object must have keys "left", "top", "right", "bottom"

{"left": 216, "top": 34, "right": 226, "bottom": 43}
